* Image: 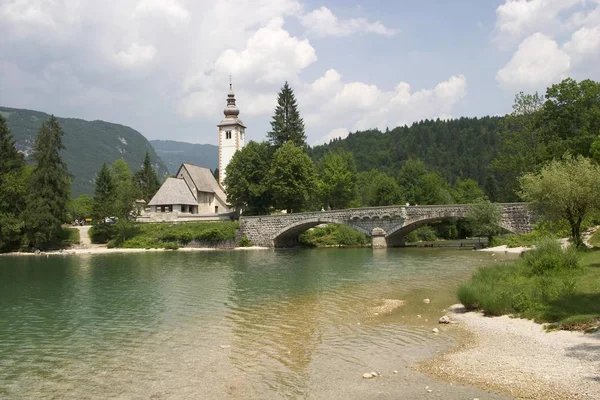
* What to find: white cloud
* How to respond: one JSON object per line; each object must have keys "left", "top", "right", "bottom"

{"left": 134, "top": 0, "right": 191, "bottom": 23}
{"left": 331, "top": 82, "right": 381, "bottom": 110}
{"left": 213, "top": 18, "right": 316, "bottom": 85}
{"left": 564, "top": 25, "right": 600, "bottom": 62}
{"left": 494, "top": 0, "right": 583, "bottom": 47}
{"left": 114, "top": 43, "right": 157, "bottom": 67}
{"left": 300, "top": 6, "right": 398, "bottom": 37}
{"left": 496, "top": 33, "right": 571, "bottom": 89}
{"left": 312, "top": 128, "right": 349, "bottom": 146}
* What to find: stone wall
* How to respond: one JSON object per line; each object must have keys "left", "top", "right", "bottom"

{"left": 239, "top": 203, "right": 533, "bottom": 248}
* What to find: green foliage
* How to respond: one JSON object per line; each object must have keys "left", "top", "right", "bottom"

{"left": 520, "top": 154, "right": 600, "bottom": 247}
{"left": 270, "top": 141, "right": 316, "bottom": 213}
{"left": 68, "top": 194, "right": 93, "bottom": 220}
{"left": 60, "top": 227, "right": 80, "bottom": 246}
{"left": 89, "top": 223, "right": 115, "bottom": 244}
{"left": 93, "top": 163, "right": 115, "bottom": 220}
{"left": 0, "top": 115, "right": 27, "bottom": 252}
{"left": 456, "top": 240, "right": 598, "bottom": 330}
{"left": 267, "top": 82, "right": 307, "bottom": 149}
{"left": 467, "top": 199, "right": 502, "bottom": 242}
{"left": 355, "top": 169, "right": 402, "bottom": 207}
{"left": 1, "top": 106, "right": 168, "bottom": 197}
{"left": 299, "top": 224, "right": 369, "bottom": 247}
{"left": 163, "top": 242, "right": 180, "bottom": 250}
{"left": 452, "top": 178, "right": 486, "bottom": 203}
{"left": 133, "top": 151, "right": 160, "bottom": 202}
{"left": 111, "top": 159, "right": 137, "bottom": 220}
{"left": 317, "top": 150, "right": 357, "bottom": 210}
{"left": 22, "top": 116, "right": 71, "bottom": 249}
{"left": 224, "top": 141, "right": 272, "bottom": 215}
{"left": 238, "top": 235, "right": 252, "bottom": 247}
{"left": 405, "top": 226, "right": 438, "bottom": 243}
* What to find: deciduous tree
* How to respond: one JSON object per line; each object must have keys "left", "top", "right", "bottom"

{"left": 111, "top": 159, "right": 136, "bottom": 219}
{"left": 270, "top": 141, "right": 315, "bottom": 213}
{"left": 467, "top": 199, "right": 502, "bottom": 244}
{"left": 520, "top": 155, "right": 600, "bottom": 247}
{"left": 318, "top": 150, "right": 357, "bottom": 210}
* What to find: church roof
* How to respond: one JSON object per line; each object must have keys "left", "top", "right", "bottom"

{"left": 179, "top": 163, "right": 228, "bottom": 204}
{"left": 148, "top": 177, "right": 197, "bottom": 206}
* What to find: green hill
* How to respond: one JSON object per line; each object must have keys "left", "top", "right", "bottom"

{"left": 150, "top": 140, "right": 218, "bottom": 174}
{"left": 0, "top": 107, "right": 169, "bottom": 197}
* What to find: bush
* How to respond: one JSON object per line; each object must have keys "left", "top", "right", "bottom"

{"left": 299, "top": 224, "right": 369, "bottom": 247}
{"left": 521, "top": 239, "right": 580, "bottom": 275}
{"left": 89, "top": 223, "right": 115, "bottom": 244}
{"left": 238, "top": 235, "right": 252, "bottom": 247}
{"left": 163, "top": 242, "right": 180, "bottom": 250}
{"left": 405, "top": 226, "right": 438, "bottom": 243}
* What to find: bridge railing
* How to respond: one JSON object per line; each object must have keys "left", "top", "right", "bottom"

{"left": 239, "top": 203, "right": 531, "bottom": 221}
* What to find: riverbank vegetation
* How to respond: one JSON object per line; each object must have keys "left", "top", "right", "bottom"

{"left": 89, "top": 221, "right": 239, "bottom": 249}
{"left": 458, "top": 240, "right": 600, "bottom": 332}
{"left": 299, "top": 224, "right": 369, "bottom": 247}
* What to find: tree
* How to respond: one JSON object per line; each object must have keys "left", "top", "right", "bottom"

{"left": 520, "top": 155, "right": 600, "bottom": 248}
{"left": 224, "top": 141, "right": 273, "bottom": 215}
{"left": 22, "top": 116, "right": 71, "bottom": 249}
{"left": 134, "top": 151, "right": 160, "bottom": 202}
{"left": 68, "top": 194, "right": 94, "bottom": 220}
{"left": 267, "top": 82, "right": 307, "bottom": 148}
{"left": 541, "top": 78, "right": 600, "bottom": 159}
{"left": 111, "top": 159, "right": 136, "bottom": 219}
{"left": 397, "top": 159, "right": 429, "bottom": 204}
{"left": 453, "top": 178, "right": 486, "bottom": 204}
{"left": 355, "top": 169, "right": 402, "bottom": 207}
{"left": 318, "top": 150, "right": 357, "bottom": 210}
{"left": 491, "top": 92, "right": 546, "bottom": 201}
{"left": 467, "top": 199, "right": 502, "bottom": 244}
{"left": 270, "top": 141, "right": 316, "bottom": 213}
{"left": 93, "top": 163, "right": 115, "bottom": 220}
{"left": 0, "top": 115, "right": 27, "bottom": 251}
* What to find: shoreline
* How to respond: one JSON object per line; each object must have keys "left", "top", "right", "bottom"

{"left": 477, "top": 244, "right": 530, "bottom": 254}
{"left": 421, "top": 308, "right": 600, "bottom": 399}
{"left": 0, "top": 245, "right": 271, "bottom": 256}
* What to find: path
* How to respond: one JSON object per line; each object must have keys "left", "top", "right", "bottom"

{"left": 74, "top": 225, "right": 92, "bottom": 247}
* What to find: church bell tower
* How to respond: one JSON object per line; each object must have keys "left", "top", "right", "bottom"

{"left": 217, "top": 81, "right": 246, "bottom": 188}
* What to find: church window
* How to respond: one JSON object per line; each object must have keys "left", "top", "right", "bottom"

{"left": 226, "top": 130, "right": 232, "bottom": 139}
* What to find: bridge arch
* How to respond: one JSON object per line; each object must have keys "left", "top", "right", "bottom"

{"left": 271, "top": 218, "right": 371, "bottom": 247}
{"left": 385, "top": 215, "right": 520, "bottom": 246}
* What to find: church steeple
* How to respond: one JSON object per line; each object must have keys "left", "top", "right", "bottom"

{"left": 217, "top": 78, "right": 246, "bottom": 188}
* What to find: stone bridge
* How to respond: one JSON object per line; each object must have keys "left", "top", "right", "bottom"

{"left": 239, "top": 203, "right": 534, "bottom": 248}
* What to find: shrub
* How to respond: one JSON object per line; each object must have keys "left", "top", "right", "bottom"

{"left": 521, "top": 239, "right": 580, "bottom": 275}
{"left": 89, "top": 223, "right": 115, "bottom": 244}
{"left": 238, "top": 235, "right": 252, "bottom": 247}
{"left": 163, "top": 242, "right": 180, "bottom": 250}
{"left": 405, "top": 226, "right": 438, "bottom": 243}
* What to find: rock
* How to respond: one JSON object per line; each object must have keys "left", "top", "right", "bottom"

{"left": 448, "top": 303, "right": 466, "bottom": 313}
{"left": 393, "top": 370, "right": 398, "bottom": 374}
{"left": 219, "top": 345, "right": 231, "bottom": 349}
{"left": 363, "top": 373, "right": 375, "bottom": 379}
{"left": 423, "top": 298, "right": 431, "bottom": 304}
{"left": 427, "top": 389, "right": 433, "bottom": 393}
{"left": 371, "top": 371, "right": 378, "bottom": 377}
{"left": 432, "top": 328, "right": 440, "bottom": 334}
{"left": 439, "top": 316, "right": 451, "bottom": 324}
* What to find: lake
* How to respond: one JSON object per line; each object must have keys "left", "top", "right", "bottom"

{"left": 0, "top": 248, "right": 512, "bottom": 399}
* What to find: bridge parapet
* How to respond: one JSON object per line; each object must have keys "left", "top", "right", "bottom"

{"left": 239, "top": 203, "right": 533, "bottom": 248}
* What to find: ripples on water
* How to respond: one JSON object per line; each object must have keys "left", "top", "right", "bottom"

{"left": 0, "top": 248, "right": 508, "bottom": 399}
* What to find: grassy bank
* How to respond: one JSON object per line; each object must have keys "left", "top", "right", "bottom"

{"left": 299, "top": 224, "right": 369, "bottom": 247}
{"left": 90, "top": 221, "right": 239, "bottom": 249}
{"left": 458, "top": 239, "right": 600, "bottom": 331}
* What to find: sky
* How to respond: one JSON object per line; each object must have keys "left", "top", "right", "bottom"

{"left": 1, "top": 0, "right": 600, "bottom": 146}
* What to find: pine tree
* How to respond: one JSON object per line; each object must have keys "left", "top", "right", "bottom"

{"left": 22, "top": 116, "right": 70, "bottom": 249}
{"left": 134, "top": 151, "right": 160, "bottom": 202}
{"left": 267, "top": 82, "right": 307, "bottom": 149}
{"left": 93, "top": 163, "right": 116, "bottom": 220}
{"left": 0, "top": 115, "right": 27, "bottom": 252}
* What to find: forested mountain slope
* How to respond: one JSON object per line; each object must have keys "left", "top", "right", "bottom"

{"left": 0, "top": 107, "right": 168, "bottom": 196}
{"left": 150, "top": 140, "right": 218, "bottom": 174}
{"left": 310, "top": 116, "right": 503, "bottom": 195}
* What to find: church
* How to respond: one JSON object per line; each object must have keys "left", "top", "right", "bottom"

{"left": 138, "top": 84, "right": 245, "bottom": 222}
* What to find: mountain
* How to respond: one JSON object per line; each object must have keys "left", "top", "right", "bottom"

{"left": 0, "top": 106, "right": 169, "bottom": 197}
{"left": 310, "top": 116, "right": 503, "bottom": 192}
{"left": 150, "top": 140, "right": 218, "bottom": 175}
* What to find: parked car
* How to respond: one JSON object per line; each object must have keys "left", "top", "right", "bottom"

{"left": 104, "top": 217, "right": 118, "bottom": 224}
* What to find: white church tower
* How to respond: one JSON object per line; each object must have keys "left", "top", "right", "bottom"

{"left": 217, "top": 82, "right": 246, "bottom": 188}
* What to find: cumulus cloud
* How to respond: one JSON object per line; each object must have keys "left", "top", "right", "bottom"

{"left": 300, "top": 6, "right": 398, "bottom": 37}
{"left": 213, "top": 18, "right": 316, "bottom": 85}
{"left": 134, "top": 0, "right": 191, "bottom": 22}
{"left": 563, "top": 25, "right": 600, "bottom": 62}
{"left": 312, "top": 128, "right": 350, "bottom": 146}
{"left": 496, "top": 33, "right": 571, "bottom": 89}
{"left": 114, "top": 43, "right": 157, "bottom": 68}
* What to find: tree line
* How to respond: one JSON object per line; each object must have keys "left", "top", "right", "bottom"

{"left": 0, "top": 114, "right": 161, "bottom": 252}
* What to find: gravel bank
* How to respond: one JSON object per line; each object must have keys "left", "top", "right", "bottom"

{"left": 421, "top": 310, "right": 600, "bottom": 399}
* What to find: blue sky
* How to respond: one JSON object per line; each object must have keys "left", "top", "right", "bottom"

{"left": 1, "top": 0, "right": 599, "bottom": 146}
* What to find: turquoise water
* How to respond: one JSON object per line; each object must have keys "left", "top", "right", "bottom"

{"left": 0, "top": 248, "right": 510, "bottom": 399}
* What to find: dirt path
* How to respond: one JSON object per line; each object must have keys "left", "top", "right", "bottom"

{"left": 74, "top": 225, "right": 92, "bottom": 247}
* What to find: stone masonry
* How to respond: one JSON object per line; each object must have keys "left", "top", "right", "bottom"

{"left": 239, "top": 203, "right": 534, "bottom": 248}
